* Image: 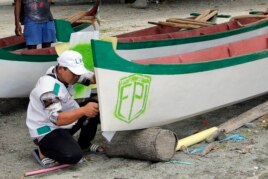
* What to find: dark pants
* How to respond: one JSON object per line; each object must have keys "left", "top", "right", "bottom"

{"left": 38, "top": 98, "right": 100, "bottom": 164}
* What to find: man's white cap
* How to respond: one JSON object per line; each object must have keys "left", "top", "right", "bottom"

{"left": 57, "top": 50, "right": 88, "bottom": 75}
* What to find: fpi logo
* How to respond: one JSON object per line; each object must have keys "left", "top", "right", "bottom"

{"left": 114, "top": 74, "right": 151, "bottom": 124}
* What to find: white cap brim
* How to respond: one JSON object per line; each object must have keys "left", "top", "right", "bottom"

{"left": 68, "top": 65, "right": 89, "bottom": 75}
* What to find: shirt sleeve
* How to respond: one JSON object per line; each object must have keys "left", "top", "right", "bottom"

{"left": 77, "top": 72, "right": 94, "bottom": 86}
{"left": 40, "top": 91, "right": 62, "bottom": 124}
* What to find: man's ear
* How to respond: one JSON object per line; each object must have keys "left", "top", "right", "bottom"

{"left": 57, "top": 66, "right": 65, "bottom": 71}
{"left": 57, "top": 66, "right": 65, "bottom": 75}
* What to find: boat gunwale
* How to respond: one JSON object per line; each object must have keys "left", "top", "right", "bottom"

{"left": 92, "top": 39, "right": 268, "bottom": 75}
{"left": 117, "top": 20, "right": 268, "bottom": 50}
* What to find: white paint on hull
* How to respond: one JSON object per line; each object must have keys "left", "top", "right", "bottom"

{"left": 95, "top": 57, "right": 268, "bottom": 131}
{"left": 0, "top": 59, "right": 56, "bottom": 98}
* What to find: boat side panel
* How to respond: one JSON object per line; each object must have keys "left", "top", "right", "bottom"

{"left": 95, "top": 58, "right": 268, "bottom": 131}
{"left": 0, "top": 60, "right": 56, "bottom": 98}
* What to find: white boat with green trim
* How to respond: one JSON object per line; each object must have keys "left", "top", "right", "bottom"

{"left": 92, "top": 34, "right": 268, "bottom": 132}
{"left": 116, "top": 16, "right": 268, "bottom": 61}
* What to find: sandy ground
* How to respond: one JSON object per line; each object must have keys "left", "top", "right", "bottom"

{"left": 0, "top": 0, "right": 268, "bottom": 178}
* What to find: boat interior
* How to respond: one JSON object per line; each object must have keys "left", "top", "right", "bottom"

{"left": 135, "top": 34, "right": 268, "bottom": 64}
{"left": 117, "top": 16, "right": 267, "bottom": 42}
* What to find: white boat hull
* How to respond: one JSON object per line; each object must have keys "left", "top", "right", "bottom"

{"left": 91, "top": 36, "right": 268, "bottom": 132}
{"left": 96, "top": 58, "right": 268, "bottom": 131}
{"left": 0, "top": 59, "right": 55, "bottom": 98}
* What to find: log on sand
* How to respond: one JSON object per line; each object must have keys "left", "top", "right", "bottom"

{"left": 105, "top": 127, "right": 178, "bottom": 162}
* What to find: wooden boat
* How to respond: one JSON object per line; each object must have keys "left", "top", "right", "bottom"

{"left": 91, "top": 34, "right": 268, "bottom": 131}
{"left": 115, "top": 15, "right": 268, "bottom": 61}
{"left": 0, "top": 1, "right": 99, "bottom": 98}
{"left": 116, "top": 15, "right": 267, "bottom": 42}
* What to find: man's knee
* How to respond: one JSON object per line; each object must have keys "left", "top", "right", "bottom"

{"left": 61, "top": 150, "right": 83, "bottom": 164}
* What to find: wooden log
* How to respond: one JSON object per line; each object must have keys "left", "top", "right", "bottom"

{"left": 105, "top": 127, "right": 178, "bottom": 162}
{"left": 219, "top": 100, "right": 268, "bottom": 133}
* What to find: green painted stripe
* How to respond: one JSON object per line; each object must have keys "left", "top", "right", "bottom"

{"left": 117, "top": 20, "right": 268, "bottom": 50}
{"left": 0, "top": 49, "right": 57, "bottom": 62}
{"left": 37, "top": 125, "right": 51, "bottom": 135}
{"left": 92, "top": 40, "right": 268, "bottom": 75}
{"left": 54, "top": 19, "right": 90, "bottom": 42}
{"left": 1, "top": 43, "right": 26, "bottom": 51}
{"left": 53, "top": 83, "right": 60, "bottom": 95}
{"left": 73, "top": 23, "right": 90, "bottom": 32}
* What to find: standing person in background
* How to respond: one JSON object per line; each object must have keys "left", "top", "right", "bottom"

{"left": 14, "top": 0, "right": 56, "bottom": 49}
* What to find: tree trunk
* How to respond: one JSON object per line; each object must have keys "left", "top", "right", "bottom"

{"left": 105, "top": 127, "right": 178, "bottom": 162}
{"left": 132, "top": 0, "right": 148, "bottom": 9}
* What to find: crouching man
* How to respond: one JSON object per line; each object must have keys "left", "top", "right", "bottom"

{"left": 26, "top": 50, "right": 104, "bottom": 167}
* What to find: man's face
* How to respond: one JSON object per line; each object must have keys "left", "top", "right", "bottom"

{"left": 59, "top": 67, "right": 80, "bottom": 85}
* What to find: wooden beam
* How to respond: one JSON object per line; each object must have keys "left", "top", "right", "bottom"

{"left": 148, "top": 21, "right": 201, "bottom": 29}
{"left": 219, "top": 100, "right": 268, "bottom": 133}
{"left": 166, "top": 19, "right": 214, "bottom": 27}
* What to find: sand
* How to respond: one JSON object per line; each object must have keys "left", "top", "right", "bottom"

{"left": 0, "top": 0, "right": 268, "bottom": 178}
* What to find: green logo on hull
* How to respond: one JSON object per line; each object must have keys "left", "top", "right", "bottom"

{"left": 114, "top": 74, "right": 152, "bottom": 124}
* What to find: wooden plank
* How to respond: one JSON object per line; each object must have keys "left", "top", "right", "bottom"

{"left": 148, "top": 21, "right": 201, "bottom": 29}
{"left": 66, "top": 11, "right": 88, "bottom": 23}
{"left": 200, "top": 10, "right": 218, "bottom": 22}
{"left": 76, "top": 19, "right": 94, "bottom": 24}
{"left": 167, "top": 18, "right": 215, "bottom": 25}
{"left": 195, "top": 9, "right": 211, "bottom": 21}
{"left": 166, "top": 19, "right": 213, "bottom": 27}
{"left": 219, "top": 101, "right": 268, "bottom": 133}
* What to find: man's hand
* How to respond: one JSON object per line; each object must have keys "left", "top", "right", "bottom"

{"left": 90, "top": 74, "right": 96, "bottom": 84}
{"left": 82, "top": 102, "right": 99, "bottom": 118}
{"left": 15, "top": 24, "right": 22, "bottom": 36}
